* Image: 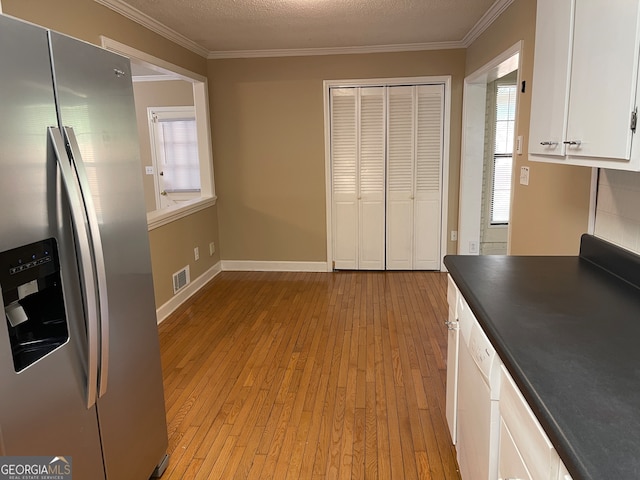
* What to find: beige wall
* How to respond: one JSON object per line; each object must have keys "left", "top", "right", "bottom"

{"left": 2, "top": 0, "right": 206, "bottom": 75}
{"left": 465, "top": 0, "right": 592, "bottom": 255}
{"left": 133, "top": 80, "right": 195, "bottom": 212}
{"left": 4, "top": 0, "right": 220, "bottom": 308}
{"left": 148, "top": 208, "right": 220, "bottom": 304}
{"left": 209, "top": 50, "right": 466, "bottom": 262}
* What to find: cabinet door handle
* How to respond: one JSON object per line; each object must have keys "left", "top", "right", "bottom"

{"left": 540, "top": 141, "right": 558, "bottom": 146}
{"left": 563, "top": 140, "right": 582, "bottom": 146}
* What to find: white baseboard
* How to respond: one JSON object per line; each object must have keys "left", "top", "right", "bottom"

{"left": 220, "top": 260, "right": 329, "bottom": 272}
{"left": 156, "top": 261, "right": 222, "bottom": 324}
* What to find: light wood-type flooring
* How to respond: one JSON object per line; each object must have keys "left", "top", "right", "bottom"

{"left": 157, "top": 271, "right": 460, "bottom": 479}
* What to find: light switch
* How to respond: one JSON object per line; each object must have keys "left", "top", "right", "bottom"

{"left": 520, "top": 166, "right": 530, "bottom": 186}
{"left": 516, "top": 135, "right": 524, "bottom": 155}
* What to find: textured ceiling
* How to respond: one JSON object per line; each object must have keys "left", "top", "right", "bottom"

{"left": 113, "top": 0, "right": 500, "bottom": 55}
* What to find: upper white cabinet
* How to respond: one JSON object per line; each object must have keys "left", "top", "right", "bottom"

{"left": 529, "top": 0, "right": 640, "bottom": 170}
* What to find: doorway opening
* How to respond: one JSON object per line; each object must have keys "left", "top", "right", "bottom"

{"left": 99, "top": 36, "right": 216, "bottom": 230}
{"left": 459, "top": 43, "right": 521, "bottom": 255}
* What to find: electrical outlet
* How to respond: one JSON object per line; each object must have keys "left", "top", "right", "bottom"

{"left": 469, "top": 241, "right": 479, "bottom": 254}
{"left": 209, "top": 242, "right": 215, "bottom": 256}
{"left": 145, "top": 166, "right": 154, "bottom": 175}
{"left": 451, "top": 230, "right": 458, "bottom": 242}
{"left": 520, "top": 166, "right": 530, "bottom": 185}
{"left": 194, "top": 247, "right": 199, "bottom": 261}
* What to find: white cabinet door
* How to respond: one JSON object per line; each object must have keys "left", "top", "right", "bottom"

{"left": 558, "top": 462, "right": 573, "bottom": 480}
{"left": 528, "top": 0, "right": 573, "bottom": 157}
{"left": 500, "top": 366, "right": 561, "bottom": 480}
{"left": 499, "top": 418, "right": 533, "bottom": 480}
{"left": 566, "top": 0, "right": 640, "bottom": 160}
{"left": 445, "top": 276, "right": 459, "bottom": 443}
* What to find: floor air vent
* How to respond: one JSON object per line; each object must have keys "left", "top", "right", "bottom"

{"left": 172, "top": 265, "right": 190, "bottom": 294}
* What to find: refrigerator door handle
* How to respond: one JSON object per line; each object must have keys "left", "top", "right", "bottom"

{"left": 62, "top": 127, "right": 110, "bottom": 399}
{"left": 48, "top": 126, "right": 100, "bottom": 409}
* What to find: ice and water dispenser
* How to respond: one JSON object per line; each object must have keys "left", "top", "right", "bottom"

{"left": 1, "top": 238, "right": 69, "bottom": 371}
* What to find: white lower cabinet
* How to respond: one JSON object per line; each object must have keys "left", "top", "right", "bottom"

{"left": 446, "top": 281, "right": 574, "bottom": 480}
{"left": 499, "top": 366, "right": 573, "bottom": 480}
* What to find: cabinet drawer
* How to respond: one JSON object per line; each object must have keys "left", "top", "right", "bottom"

{"left": 500, "top": 366, "right": 560, "bottom": 479}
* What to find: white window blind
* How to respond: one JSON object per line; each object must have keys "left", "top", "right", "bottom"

{"left": 491, "top": 84, "right": 516, "bottom": 225}
{"left": 156, "top": 114, "right": 200, "bottom": 193}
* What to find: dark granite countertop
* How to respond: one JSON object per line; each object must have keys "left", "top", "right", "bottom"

{"left": 444, "top": 236, "right": 640, "bottom": 480}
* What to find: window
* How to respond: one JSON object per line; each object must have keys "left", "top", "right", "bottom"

{"left": 149, "top": 107, "right": 201, "bottom": 209}
{"left": 490, "top": 84, "right": 516, "bottom": 225}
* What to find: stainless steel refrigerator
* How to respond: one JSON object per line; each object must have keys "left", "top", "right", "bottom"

{"left": 0, "top": 14, "right": 169, "bottom": 479}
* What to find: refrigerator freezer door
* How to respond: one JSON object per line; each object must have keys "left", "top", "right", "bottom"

{"left": 49, "top": 32, "right": 168, "bottom": 480}
{"left": 0, "top": 15, "right": 105, "bottom": 479}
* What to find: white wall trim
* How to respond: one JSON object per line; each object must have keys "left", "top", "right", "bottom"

{"left": 207, "top": 41, "right": 464, "bottom": 59}
{"left": 156, "top": 261, "right": 222, "bottom": 324}
{"left": 147, "top": 196, "right": 217, "bottom": 230}
{"left": 132, "top": 74, "right": 181, "bottom": 83}
{"left": 324, "top": 76, "right": 452, "bottom": 271}
{"left": 94, "top": 0, "right": 208, "bottom": 57}
{"left": 461, "top": 0, "right": 517, "bottom": 47}
{"left": 220, "top": 261, "right": 329, "bottom": 272}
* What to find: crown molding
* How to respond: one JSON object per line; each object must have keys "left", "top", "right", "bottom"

{"left": 462, "top": 0, "right": 516, "bottom": 47}
{"left": 96, "top": 0, "right": 515, "bottom": 60}
{"left": 207, "top": 41, "right": 465, "bottom": 59}
{"left": 94, "top": 0, "right": 209, "bottom": 57}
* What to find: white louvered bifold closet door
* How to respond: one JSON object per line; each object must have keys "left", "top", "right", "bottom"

{"left": 386, "top": 85, "right": 444, "bottom": 270}
{"left": 331, "top": 87, "right": 385, "bottom": 269}
{"left": 359, "top": 88, "right": 385, "bottom": 269}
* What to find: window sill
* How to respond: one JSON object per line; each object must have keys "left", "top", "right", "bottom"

{"left": 147, "top": 196, "right": 217, "bottom": 231}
